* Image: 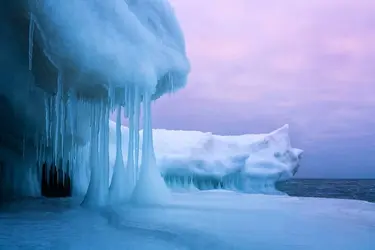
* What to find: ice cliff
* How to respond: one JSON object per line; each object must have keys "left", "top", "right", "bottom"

{"left": 106, "top": 122, "right": 303, "bottom": 194}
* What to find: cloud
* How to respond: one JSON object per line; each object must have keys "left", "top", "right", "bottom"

{"left": 162, "top": 0, "right": 375, "bottom": 142}
{"left": 111, "top": 0, "right": 375, "bottom": 177}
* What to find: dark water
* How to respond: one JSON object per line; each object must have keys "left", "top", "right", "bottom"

{"left": 276, "top": 179, "right": 375, "bottom": 203}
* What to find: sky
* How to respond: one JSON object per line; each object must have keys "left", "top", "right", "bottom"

{"left": 149, "top": 0, "right": 375, "bottom": 178}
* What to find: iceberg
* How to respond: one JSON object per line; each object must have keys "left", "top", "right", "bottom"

{"left": 107, "top": 122, "right": 303, "bottom": 194}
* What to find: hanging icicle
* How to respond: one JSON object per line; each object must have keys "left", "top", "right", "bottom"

{"left": 28, "top": 13, "right": 35, "bottom": 71}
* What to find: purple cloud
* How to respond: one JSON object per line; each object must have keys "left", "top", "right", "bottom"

{"left": 157, "top": 0, "right": 375, "bottom": 139}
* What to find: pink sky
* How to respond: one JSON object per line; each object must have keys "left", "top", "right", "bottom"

{"left": 134, "top": 0, "right": 375, "bottom": 177}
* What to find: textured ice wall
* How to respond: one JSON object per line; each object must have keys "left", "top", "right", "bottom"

{"left": 108, "top": 122, "right": 303, "bottom": 194}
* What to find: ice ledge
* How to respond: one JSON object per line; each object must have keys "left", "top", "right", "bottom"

{"left": 25, "top": 0, "right": 190, "bottom": 102}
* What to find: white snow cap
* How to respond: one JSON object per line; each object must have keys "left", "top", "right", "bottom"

{"left": 28, "top": 0, "right": 190, "bottom": 100}
{"left": 109, "top": 121, "right": 303, "bottom": 189}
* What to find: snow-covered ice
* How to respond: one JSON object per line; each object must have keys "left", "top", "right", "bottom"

{"left": 108, "top": 121, "right": 303, "bottom": 194}
{"left": 1, "top": 192, "right": 374, "bottom": 250}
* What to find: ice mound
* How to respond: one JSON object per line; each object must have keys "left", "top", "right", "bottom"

{"left": 108, "top": 122, "right": 303, "bottom": 194}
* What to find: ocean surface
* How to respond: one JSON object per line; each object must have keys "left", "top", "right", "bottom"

{"left": 276, "top": 179, "right": 375, "bottom": 202}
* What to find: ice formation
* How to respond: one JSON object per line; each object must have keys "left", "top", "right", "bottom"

{"left": 108, "top": 122, "right": 303, "bottom": 194}
{"left": 0, "top": 0, "right": 301, "bottom": 204}
{"left": 0, "top": 0, "right": 189, "bottom": 206}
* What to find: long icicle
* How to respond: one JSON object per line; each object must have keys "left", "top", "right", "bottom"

{"left": 131, "top": 89, "right": 170, "bottom": 205}
{"left": 82, "top": 103, "right": 99, "bottom": 207}
{"left": 101, "top": 100, "right": 110, "bottom": 199}
{"left": 134, "top": 86, "right": 140, "bottom": 180}
{"left": 54, "top": 72, "right": 62, "bottom": 166}
{"left": 126, "top": 87, "right": 135, "bottom": 186}
{"left": 108, "top": 105, "right": 127, "bottom": 203}
{"left": 44, "top": 94, "right": 49, "bottom": 147}
{"left": 28, "top": 13, "right": 35, "bottom": 71}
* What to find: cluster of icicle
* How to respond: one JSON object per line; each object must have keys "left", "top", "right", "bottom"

{"left": 28, "top": 13, "right": 169, "bottom": 207}
{"left": 163, "top": 174, "right": 284, "bottom": 195}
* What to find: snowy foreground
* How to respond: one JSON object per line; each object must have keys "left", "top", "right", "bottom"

{"left": 1, "top": 191, "right": 375, "bottom": 250}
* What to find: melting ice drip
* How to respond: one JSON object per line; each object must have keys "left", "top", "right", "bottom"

{"left": 40, "top": 75, "right": 170, "bottom": 206}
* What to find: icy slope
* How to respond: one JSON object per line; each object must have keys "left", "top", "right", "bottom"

{"left": 1, "top": 193, "right": 374, "bottom": 250}
{"left": 108, "top": 121, "right": 303, "bottom": 193}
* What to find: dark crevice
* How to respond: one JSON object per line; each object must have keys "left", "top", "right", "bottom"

{"left": 41, "top": 161, "right": 72, "bottom": 198}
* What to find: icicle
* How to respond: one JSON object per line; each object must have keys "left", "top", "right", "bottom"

{"left": 134, "top": 86, "right": 140, "bottom": 179}
{"left": 54, "top": 72, "right": 63, "bottom": 165}
{"left": 126, "top": 88, "right": 136, "bottom": 190}
{"left": 124, "top": 88, "right": 128, "bottom": 117}
{"left": 103, "top": 104, "right": 110, "bottom": 190}
{"left": 61, "top": 95, "right": 65, "bottom": 160}
{"left": 82, "top": 104, "right": 100, "bottom": 207}
{"left": 44, "top": 94, "right": 49, "bottom": 146}
{"left": 49, "top": 97, "right": 53, "bottom": 140}
{"left": 109, "top": 104, "right": 128, "bottom": 203}
{"left": 131, "top": 89, "right": 170, "bottom": 205}
{"left": 67, "top": 92, "right": 75, "bottom": 148}
{"left": 108, "top": 85, "right": 115, "bottom": 108}
{"left": 28, "top": 13, "right": 35, "bottom": 71}
{"left": 115, "top": 107, "right": 123, "bottom": 163}
{"left": 82, "top": 100, "right": 109, "bottom": 207}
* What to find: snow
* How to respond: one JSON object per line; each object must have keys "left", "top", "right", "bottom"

{"left": 1, "top": 192, "right": 374, "bottom": 250}
{"left": 28, "top": 0, "right": 190, "bottom": 95}
{"left": 108, "top": 121, "right": 303, "bottom": 194}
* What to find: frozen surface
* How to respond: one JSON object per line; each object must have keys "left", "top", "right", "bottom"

{"left": 1, "top": 192, "right": 374, "bottom": 250}
{"left": 108, "top": 121, "right": 303, "bottom": 194}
